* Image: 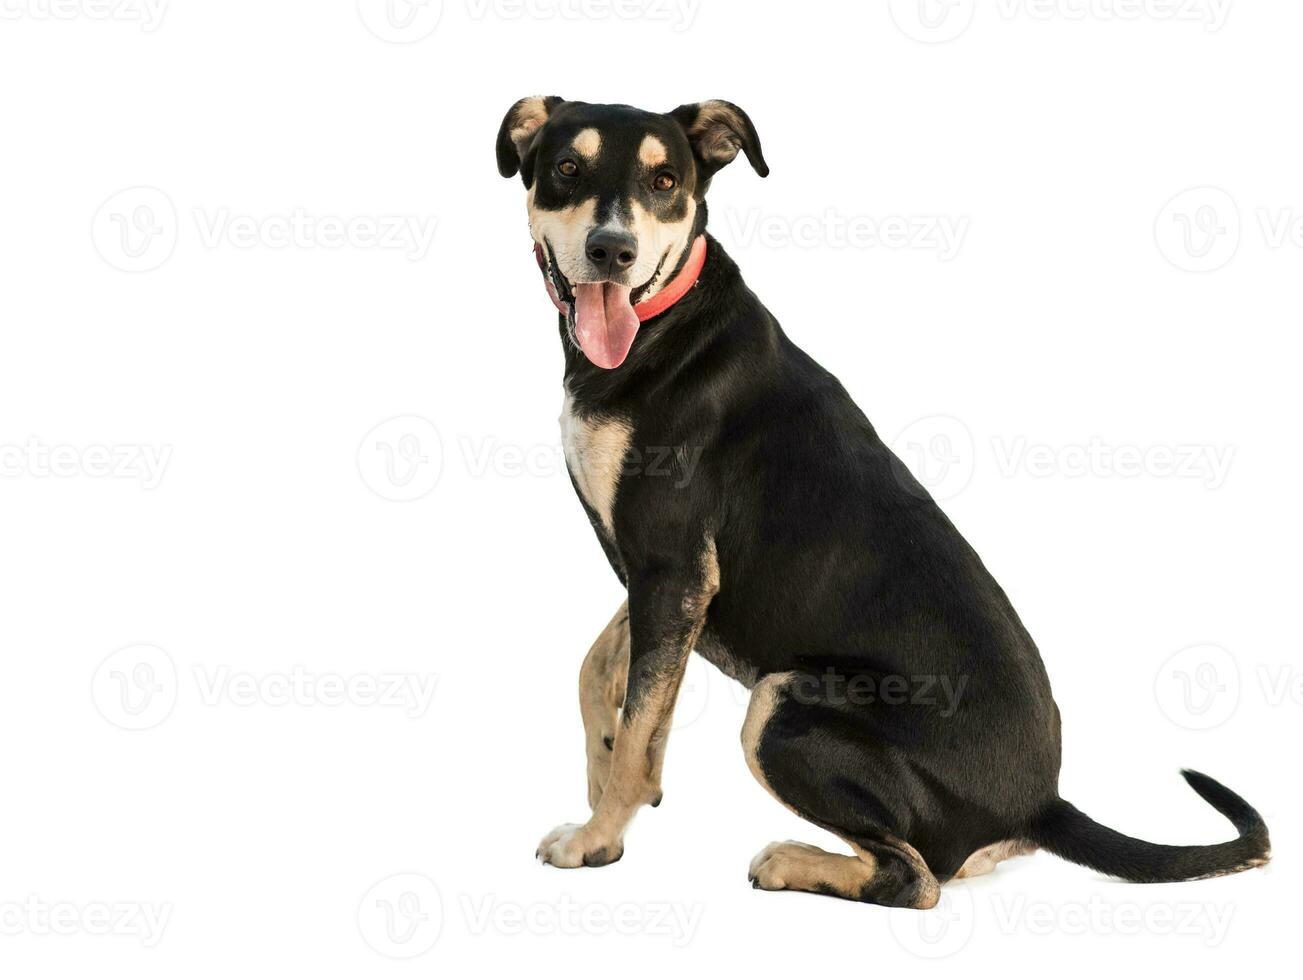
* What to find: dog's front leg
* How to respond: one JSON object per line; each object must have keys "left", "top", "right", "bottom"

{"left": 539, "top": 549, "right": 718, "bottom": 868}
{"left": 579, "top": 601, "right": 629, "bottom": 810}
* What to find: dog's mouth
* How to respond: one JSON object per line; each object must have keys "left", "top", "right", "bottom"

{"left": 542, "top": 241, "right": 669, "bottom": 371}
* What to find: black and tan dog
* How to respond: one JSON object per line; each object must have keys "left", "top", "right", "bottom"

{"left": 496, "top": 96, "right": 1270, "bottom": 908}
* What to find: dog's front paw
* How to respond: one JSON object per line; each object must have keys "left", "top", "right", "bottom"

{"left": 536, "top": 822, "right": 623, "bottom": 869}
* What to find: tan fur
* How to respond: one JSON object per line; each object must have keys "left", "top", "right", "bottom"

{"left": 572, "top": 127, "right": 601, "bottom": 160}
{"left": 955, "top": 838, "right": 1038, "bottom": 879}
{"left": 626, "top": 198, "right": 697, "bottom": 301}
{"left": 684, "top": 100, "right": 749, "bottom": 166}
{"left": 560, "top": 393, "right": 633, "bottom": 539}
{"left": 750, "top": 841, "right": 878, "bottom": 896}
{"left": 508, "top": 96, "right": 553, "bottom": 159}
{"left": 638, "top": 134, "right": 668, "bottom": 169}
{"left": 741, "top": 671, "right": 797, "bottom": 806}
{"left": 529, "top": 191, "right": 596, "bottom": 285}
{"left": 579, "top": 602, "right": 630, "bottom": 810}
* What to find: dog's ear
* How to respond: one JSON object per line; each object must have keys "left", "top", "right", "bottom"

{"left": 496, "top": 95, "right": 565, "bottom": 183}
{"left": 669, "top": 100, "right": 769, "bottom": 184}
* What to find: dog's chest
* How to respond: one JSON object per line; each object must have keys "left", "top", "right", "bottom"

{"left": 560, "top": 393, "right": 632, "bottom": 539}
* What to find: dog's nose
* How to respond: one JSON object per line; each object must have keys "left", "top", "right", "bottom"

{"left": 585, "top": 228, "right": 638, "bottom": 277}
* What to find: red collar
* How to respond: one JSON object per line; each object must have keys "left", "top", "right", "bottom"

{"left": 534, "top": 235, "right": 707, "bottom": 322}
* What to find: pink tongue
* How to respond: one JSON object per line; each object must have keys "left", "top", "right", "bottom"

{"left": 574, "top": 282, "right": 639, "bottom": 370}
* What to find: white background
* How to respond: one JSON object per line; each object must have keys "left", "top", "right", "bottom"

{"left": 0, "top": 0, "right": 1296, "bottom": 975}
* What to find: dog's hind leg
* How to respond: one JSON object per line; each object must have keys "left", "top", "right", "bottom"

{"left": 954, "top": 839, "right": 1037, "bottom": 879}
{"left": 741, "top": 672, "right": 941, "bottom": 909}
{"left": 579, "top": 602, "right": 630, "bottom": 810}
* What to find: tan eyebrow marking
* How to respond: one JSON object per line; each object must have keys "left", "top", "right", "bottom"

{"left": 572, "top": 128, "right": 602, "bottom": 159}
{"left": 639, "top": 134, "right": 668, "bottom": 168}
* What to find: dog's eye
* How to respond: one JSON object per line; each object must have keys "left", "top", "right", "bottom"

{"left": 557, "top": 159, "right": 579, "bottom": 178}
{"left": 653, "top": 172, "right": 676, "bottom": 192}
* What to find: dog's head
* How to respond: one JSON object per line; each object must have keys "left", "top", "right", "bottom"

{"left": 496, "top": 97, "right": 767, "bottom": 369}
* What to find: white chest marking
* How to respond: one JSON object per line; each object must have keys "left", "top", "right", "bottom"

{"left": 561, "top": 393, "right": 633, "bottom": 539}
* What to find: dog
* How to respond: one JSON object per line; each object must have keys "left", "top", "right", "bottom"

{"left": 496, "top": 96, "right": 1271, "bottom": 907}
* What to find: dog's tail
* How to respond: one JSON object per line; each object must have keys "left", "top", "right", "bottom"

{"left": 1027, "top": 770, "right": 1270, "bottom": 882}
